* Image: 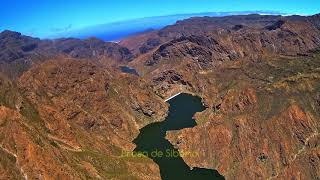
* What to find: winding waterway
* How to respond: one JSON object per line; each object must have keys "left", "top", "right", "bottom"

{"left": 133, "top": 93, "right": 224, "bottom": 180}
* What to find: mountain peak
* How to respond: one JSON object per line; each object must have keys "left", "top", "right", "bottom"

{"left": 0, "top": 30, "right": 22, "bottom": 38}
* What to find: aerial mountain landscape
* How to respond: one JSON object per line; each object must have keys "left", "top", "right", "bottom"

{"left": 0, "top": 1, "right": 320, "bottom": 180}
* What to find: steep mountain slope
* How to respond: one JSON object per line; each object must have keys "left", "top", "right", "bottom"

{"left": 0, "top": 58, "right": 168, "bottom": 179}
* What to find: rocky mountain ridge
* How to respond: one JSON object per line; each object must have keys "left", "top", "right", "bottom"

{"left": 0, "top": 30, "right": 133, "bottom": 78}
{"left": 143, "top": 19, "right": 320, "bottom": 69}
{"left": 120, "top": 13, "right": 320, "bottom": 55}
{"left": 0, "top": 13, "right": 320, "bottom": 179}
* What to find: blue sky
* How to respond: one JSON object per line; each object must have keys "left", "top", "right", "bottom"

{"left": 1, "top": 0, "right": 319, "bottom": 37}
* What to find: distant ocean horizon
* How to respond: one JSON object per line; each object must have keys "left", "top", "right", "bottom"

{"left": 47, "top": 11, "right": 285, "bottom": 42}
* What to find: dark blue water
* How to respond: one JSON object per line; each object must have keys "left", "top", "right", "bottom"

{"left": 133, "top": 93, "right": 224, "bottom": 180}
{"left": 120, "top": 66, "right": 139, "bottom": 76}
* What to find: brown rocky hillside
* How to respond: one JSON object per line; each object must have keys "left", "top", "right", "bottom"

{"left": 0, "top": 13, "right": 320, "bottom": 179}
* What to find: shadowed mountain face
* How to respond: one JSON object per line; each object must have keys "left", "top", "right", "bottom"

{"left": 0, "top": 14, "right": 320, "bottom": 179}
{"left": 0, "top": 30, "right": 133, "bottom": 78}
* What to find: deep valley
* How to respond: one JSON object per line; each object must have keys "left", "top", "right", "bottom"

{"left": 0, "top": 13, "right": 320, "bottom": 179}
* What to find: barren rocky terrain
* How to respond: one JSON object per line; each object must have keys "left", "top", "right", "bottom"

{"left": 0, "top": 13, "right": 320, "bottom": 179}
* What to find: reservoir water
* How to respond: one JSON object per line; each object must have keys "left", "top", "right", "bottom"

{"left": 133, "top": 93, "right": 224, "bottom": 180}
{"left": 120, "top": 66, "right": 139, "bottom": 76}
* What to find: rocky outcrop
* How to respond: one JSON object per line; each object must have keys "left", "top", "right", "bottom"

{"left": 139, "top": 38, "right": 161, "bottom": 54}
{"left": 152, "top": 70, "right": 191, "bottom": 86}
{"left": 265, "top": 20, "right": 286, "bottom": 30}
{"left": 145, "top": 35, "right": 226, "bottom": 68}
{"left": 219, "top": 88, "right": 257, "bottom": 113}
{"left": 151, "top": 70, "right": 193, "bottom": 98}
